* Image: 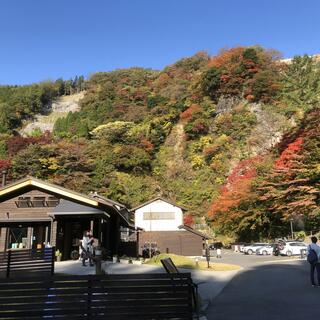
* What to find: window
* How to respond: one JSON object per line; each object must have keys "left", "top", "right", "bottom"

{"left": 8, "top": 227, "right": 28, "bottom": 249}
{"left": 33, "top": 197, "right": 46, "bottom": 207}
{"left": 16, "top": 197, "right": 32, "bottom": 208}
{"left": 46, "top": 197, "right": 59, "bottom": 207}
{"left": 143, "top": 212, "right": 175, "bottom": 220}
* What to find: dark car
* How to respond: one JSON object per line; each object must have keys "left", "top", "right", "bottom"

{"left": 209, "top": 242, "right": 223, "bottom": 250}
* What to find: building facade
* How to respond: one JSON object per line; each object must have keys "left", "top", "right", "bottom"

{"left": 134, "top": 198, "right": 185, "bottom": 231}
{"left": 132, "top": 197, "right": 209, "bottom": 256}
{"left": 0, "top": 177, "right": 133, "bottom": 260}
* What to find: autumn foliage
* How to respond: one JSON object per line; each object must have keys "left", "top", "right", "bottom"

{"left": 209, "top": 156, "right": 262, "bottom": 218}
{"left": 6, "top": 132, "right": 52, "bottom": 156}
{"left": 274, "top": 137, "right": 303, "bottom": 170}
{"left": 180, "top": 104, "right": 201, "bottom": 121}
{"left": 0, "top": 159, "right": 11, "bottom": 171}
{"left": 202, "top": 46, "right": 281, "bottom": 103}
{"left": 183, "top": 214, "right": 195, "bottom": 227}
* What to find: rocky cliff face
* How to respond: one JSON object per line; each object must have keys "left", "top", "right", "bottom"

{"left": 20, "top": 92, "right": 84, "bottom": 136}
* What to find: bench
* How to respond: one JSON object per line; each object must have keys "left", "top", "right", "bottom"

{"left": 0, "top": 273, "right": 194, "bottom": 319}
{"left": 161, "top": 257, "right": 203, "bottom": 317}
{"left": 0, "top": 247, "right": 55, "bottom": 278}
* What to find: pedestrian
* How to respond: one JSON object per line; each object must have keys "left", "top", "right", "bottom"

{"left": 81, "top": 231, "right": 94, "bottom": 267}
{"left": 307, "top": 236, "right": 320, "bottom": 287}
{"left": 216, "top": 248, "right": 222, "bottom": 259}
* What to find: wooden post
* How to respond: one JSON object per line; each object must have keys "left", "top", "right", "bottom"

{"left": 136, "top": 229, "right": 139, "bottom": 258}
{"left": 98, "top": 219, "right": 102, "bottom": 246}
{"left": 6, "top": 250, "right": 11, "bottom": 278}
{"left": 45, "top": 225, "right": 49, "bottom": 245}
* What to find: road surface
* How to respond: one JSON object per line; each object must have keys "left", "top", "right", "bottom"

{"left": 206, "top": 260, "right": 316, "bottom": 320}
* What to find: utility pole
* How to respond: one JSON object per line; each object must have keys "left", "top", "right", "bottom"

{"left": 290, "top": 219, "right": 294, "bottom": 240}
{"left": 149, "top": 208, "right": 152, "bottom": 259}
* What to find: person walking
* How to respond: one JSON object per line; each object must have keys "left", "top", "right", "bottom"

{"left": 307, "top": 236, "right": 320, "bottom": 287}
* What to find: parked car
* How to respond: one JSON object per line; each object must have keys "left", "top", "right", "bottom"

{"left": 243, "top": 243, "right": 269, "bottom": 255}
{"left": 279, "top": 241, "right": 308, "bottom": 256}
{"left": 206, "top": 242, "right": 223, "bottom": 256}
{"left": 239, "top": 243, "right": 250, "bottom": 253}
{"left": 256, "top": 244, "right": 276, "bottom": 255}
{"left": 209, "top": 242, "right": 223, "bottom": 250}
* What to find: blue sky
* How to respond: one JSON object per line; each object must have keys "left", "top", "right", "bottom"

{"left": 0, "top": 0, "right": 319, "bottom": 85}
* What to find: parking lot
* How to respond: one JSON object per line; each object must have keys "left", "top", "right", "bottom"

{"left": 200, "top": 249, "right": 304, "bottom": 268}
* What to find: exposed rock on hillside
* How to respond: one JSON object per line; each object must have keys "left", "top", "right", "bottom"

{"left": 20, "top": 92, "right": 84, "bottom": 136}
{"left": 248, "top": 104, "right": 289, "bottom": 155}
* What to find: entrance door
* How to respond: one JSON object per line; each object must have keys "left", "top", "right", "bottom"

{"left": 57, "top": 218, "right": 91, "bottom": 260}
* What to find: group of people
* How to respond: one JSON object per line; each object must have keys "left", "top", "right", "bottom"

{"left": 81, "top": 230, "right": 95, "bottom": 267}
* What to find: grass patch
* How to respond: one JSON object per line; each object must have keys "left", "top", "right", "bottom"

{"left": 145, "top": 253, "right": 241, "bottom": 271}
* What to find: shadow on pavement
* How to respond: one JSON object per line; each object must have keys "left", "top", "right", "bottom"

{"left": 206, "top": 260, "right": 317, "bottom": 320}
{"left": 55, "top": 260, "right": 240, "bottom": 316}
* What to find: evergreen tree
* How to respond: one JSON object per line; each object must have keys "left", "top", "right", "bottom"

{"left": 281, "top": 55, "right": 320, "bottom": 116}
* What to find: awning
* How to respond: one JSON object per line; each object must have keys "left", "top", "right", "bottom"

{"left": 52, "top": 200, "right": 110, "bottom": 218}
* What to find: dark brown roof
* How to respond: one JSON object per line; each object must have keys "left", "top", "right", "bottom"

{"left": 131, "top": 197, "right": 188, "bottom": 212}
{"left": 178, "top": 225, "right": 211, "bottom": 239}
{"left": 90, "top": 193, "right": 135, "bottom": 229}
{"left": 0, "top": 176, "right": 133, "bottom": 228}
{"left": 0, "top": 176, "right": 99, "bottom": 206}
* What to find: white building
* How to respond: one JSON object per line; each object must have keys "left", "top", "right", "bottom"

{"left": 132, "top": 197, "right": 187, "bottom": 231}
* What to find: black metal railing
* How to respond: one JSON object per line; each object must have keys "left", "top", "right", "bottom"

{"left": 0, "top": 246, "right": 55, "bottom": 278}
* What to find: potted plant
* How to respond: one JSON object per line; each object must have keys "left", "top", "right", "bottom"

{"left": 133, "top": 257, "right": 142, "bottom": 265}
{"left": 120, "top": 255, "right": 129, "bottom": 264}
{"left": 55, "top": 250, "right": 62, "bottom": 262}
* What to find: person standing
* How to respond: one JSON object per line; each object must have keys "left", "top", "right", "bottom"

{"left": 307, "top": 236, "right": 320, "bottom": 287}
{"left": 216, "top": 248, "right": 222, "bottom": 259}
{"left": 81, "top": 231, "right": 94, "bottom": 267}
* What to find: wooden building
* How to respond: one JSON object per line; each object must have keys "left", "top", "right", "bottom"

{"left": 132, "top": 197, "right": 210, "bottom": 256}
{"left": 0, "top": 176, "right": 133, "bottom": 260}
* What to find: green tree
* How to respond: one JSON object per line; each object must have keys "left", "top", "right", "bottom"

{"left": 201, "top": 67, "right": 222, "bottom": 101}
{"left": 281, "top": 55, "right": 320, "bottom": 117}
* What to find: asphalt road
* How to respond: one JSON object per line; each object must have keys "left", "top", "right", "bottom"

{"left": 205, "top": 260, "right": 317, "bottom": 320}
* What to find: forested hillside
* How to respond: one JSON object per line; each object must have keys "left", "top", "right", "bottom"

{"left": 0, "top": 46, "right": 319, "bottom": 242}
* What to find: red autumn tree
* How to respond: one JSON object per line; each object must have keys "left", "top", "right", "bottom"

{"left": 258, "top": 109, "right": 320, "bottom": 227}
{"left": 180, "top": 104, "right": 201, "bottom": 121}
{"left": 183, "top": 213, "right": 195, "bottom": 227}
{"left": 0, "top": 159, "right": 11, "bottom": 171}
{"left": 274, "top": 137, "right": 303, "bottom": 170}
{"left": 6, "top": 132, "right": 52, "bottom": 156}
{"left": 209, "top": 156, "right": 262, "bottom": 219}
